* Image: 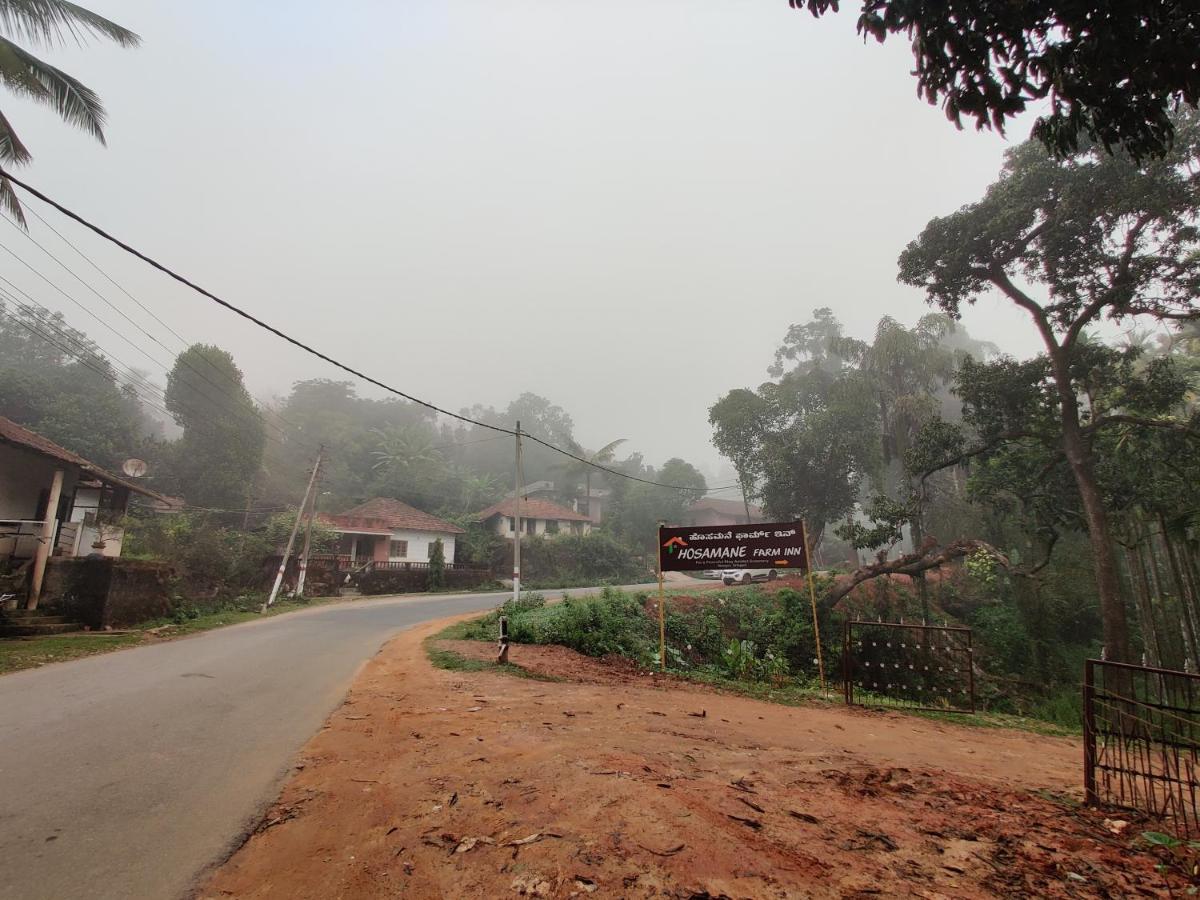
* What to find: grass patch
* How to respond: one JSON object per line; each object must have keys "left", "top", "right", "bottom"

{"left": 437, "top": 589, "right": 1083, "bottom": 739}
{"left": 0, "top": 632, "right": 144, "bottom": 674}
{"left": 139, "top": 597, "right": 335, "bottom": 636}
{"left": 422, "top": 629, "right": 562, "bottom": 682}
{"left": 910, "top": 708, "right": 1080, "bottom": 737}
{"left": 0, "top": 595, "right": 345, "bottom": 675}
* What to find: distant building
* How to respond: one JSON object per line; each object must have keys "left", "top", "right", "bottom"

{"left": 321, "top": 498, "right": 464, "bottom": 566}
{"left": 505, "top": 480, "right": 610, "bottom": 524}
{"left": 684, "top": 497, "right": 765, "bottom": 528}
{"left": 475, "top": 497, "right": 593, "bottom": 538}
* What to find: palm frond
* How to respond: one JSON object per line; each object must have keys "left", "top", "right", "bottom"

{"left": 0, "top": 1, "right": 139, "bottom": 49}
{"left": 0, "top": 36, "right": 105, "bottom": 142}
{"left": 0, "top": 175, "right": 26, "bottom": 227}
{"left": 0, "top": 106, "right": 30, "bottom": 162}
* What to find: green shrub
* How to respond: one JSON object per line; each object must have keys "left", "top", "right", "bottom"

{"left": 506, "top": 588, "right": 655, "bottom": 660}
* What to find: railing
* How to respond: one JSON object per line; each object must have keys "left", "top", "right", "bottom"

{"left": 842, "top": 619, "right": 976, "bottom": 713}
{"left": 301, "top": 555, "right": 490, "bottom": 577}
{"left": 1084, "top": 658, "right": 1200, "bottom": 837}
{"left": 0, "top": 520, "right": 47, "bottom": 560}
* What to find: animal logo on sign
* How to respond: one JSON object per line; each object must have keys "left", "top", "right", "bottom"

{"left": 662, "top": 536, "right": 688, "bottom": 555}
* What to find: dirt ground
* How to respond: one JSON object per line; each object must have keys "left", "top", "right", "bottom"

{"left": 199, "top": 617, "right": 1178, "bottom": 899}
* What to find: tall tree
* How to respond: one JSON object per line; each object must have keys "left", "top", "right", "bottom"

{"left": 164, "top": 344, "right": 265, "bottom": 509}
{"left": 709, "top": 389, "right": 769, "bottom": 522}
{"left": 559, "top": 437, "right": 627, "bottom": 517}
{"left": 0, "top": 301, "right": 147, "bottom": 466}
{"left": 0, "top": 1, "right": 140, "bottom": 223}
{"left": 898, "top": 114, "right": 1200, "bottom": 661}
{"left": 787, "top": 0, "right": 1200, "bottom": 161}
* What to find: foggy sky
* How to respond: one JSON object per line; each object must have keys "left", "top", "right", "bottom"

{"left": 4, "top": 1, "right": 1057, "bottom": 480}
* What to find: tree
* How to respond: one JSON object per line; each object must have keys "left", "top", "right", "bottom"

{"left": 709, "top": 389, "right": 769, "bottom": 521}
{"left": 0, "top": 1, "right": 140, "bottom": 223}
{"left": 899, "top": 115, "right": 1200, "bottom": 660}
{"left": 606, "top": 457, "right": 707, "bottom": 553}
{"left": 164, "top": 344, "right": 265, "bottom": 509}
{"left": 0, "top": 301, "right": 148, "bottom": 466}
{"left": 756, "top": 367, "right": 880, "bottom": 551}
{"left": 559, "top": 437, "right": 627, "bottom": 517}
{"left": 788, "top": 0, "right": 1200, "bottom": 161}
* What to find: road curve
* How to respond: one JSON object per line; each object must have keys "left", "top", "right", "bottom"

{"left": 0, "top": 586, "right": 652, "bottom": 900}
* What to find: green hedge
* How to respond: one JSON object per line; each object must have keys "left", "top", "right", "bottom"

{"left": 358, "top": 567, "right": 493, "bottom": 595}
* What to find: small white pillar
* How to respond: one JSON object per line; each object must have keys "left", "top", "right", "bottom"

{"left": 28, "top": 468, "right": 65, "bottom": 609}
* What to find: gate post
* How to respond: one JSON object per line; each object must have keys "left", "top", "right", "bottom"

{"left": 842, "top": 619, "right": 852, "bottom": 706}
{"left": 1083, "top": 658, "right": 1097, "bottom": 806}
{"left": 966, "top": 629, "right": 976, "bottom": 713}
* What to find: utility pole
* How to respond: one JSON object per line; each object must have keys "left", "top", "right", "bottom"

{"left": 264, "top": 447, "right": 322, "bottom": 611}
{"left": 513, "top": 421, "right": 522, "bottom": 602}
{"left": 294, "top": 455, "right": 323, "bottom": 599}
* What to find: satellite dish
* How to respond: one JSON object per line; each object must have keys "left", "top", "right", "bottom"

{"left": 122, "top": 458, "right": 148, "bottom": 478}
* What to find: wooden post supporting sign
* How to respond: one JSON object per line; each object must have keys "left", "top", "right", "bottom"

{"left": 657, "top": 521, "right": 666, "bottom": 670}
{"left": 801, "top": 520, "right": 825, "bottom": 691}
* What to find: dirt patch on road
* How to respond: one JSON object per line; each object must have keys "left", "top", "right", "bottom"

{"left": 199, "top": 621, "right": 1177, "bottom": 899}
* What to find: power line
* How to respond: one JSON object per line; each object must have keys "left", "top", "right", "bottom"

{"left": 0, "top": 169, "right": 742, "bottom": 494}
{"left": 0, "top": 254, "right": 318, "bottom": 456}
{"left": 11, "top": 204, "right": 309, "bottom": 437}
{"left": 0, "top": 290, "right": 313, "bottom": 469}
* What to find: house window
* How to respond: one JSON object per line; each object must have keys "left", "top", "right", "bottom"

{"left": 506, "top": 517, "right": 515, "bottom": 532}
{"left": 427, "top": 540, "right": 440, "bottom": 559}
{"left": 390, "top": 539, "right": 408, "bottom": 558}
{"left": 525, "top": 518, "right": 536, "bottom": 535}
{"left": 546, "top": 520, "right": 559, "bottom": 535}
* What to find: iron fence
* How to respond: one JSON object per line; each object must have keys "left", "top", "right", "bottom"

{"left": 842, "top": 619, "right": 975, "bottom": 713}
{"left": 1084, "top": 658, "right": 1200, "bottom": 837}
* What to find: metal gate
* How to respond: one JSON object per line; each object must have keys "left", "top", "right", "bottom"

{"left": 842, "top": 620, "right": 975, "bottom": 713}
{"left": 1084, "top": 658, "right": 1200, "bottom": 837}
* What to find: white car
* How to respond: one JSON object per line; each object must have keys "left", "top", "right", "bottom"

{"left": 722, "top": 568, "right": 779, "bottom": 585}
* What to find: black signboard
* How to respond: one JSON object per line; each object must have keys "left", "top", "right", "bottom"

{"left": 658, "top": 521, "right": 809, "bottom": 573}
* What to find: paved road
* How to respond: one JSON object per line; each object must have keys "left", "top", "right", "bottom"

{"left": 0, "top": 587, "right": 652, "bottom": 900}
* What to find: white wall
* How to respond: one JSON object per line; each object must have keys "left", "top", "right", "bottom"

{"left": 386, "top": 528, "right": 457, "bottom": 564}
{"left": 0, "top": 444, "right": 79, "bottom": 558}
{"left": 0, "top": 444, "right": 78, "bottom": 520}
{"left": 489, "top": 515, "right": 591, "bottom": 538}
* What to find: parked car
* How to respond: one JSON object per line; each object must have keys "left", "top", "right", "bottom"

{"left": 722, "top": 568, "right": 778, "bottom": 585}
{"left": 698, "top": 569, "right": 726, "bottom": 580}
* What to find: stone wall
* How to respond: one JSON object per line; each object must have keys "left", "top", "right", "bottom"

{"left": 41, "top": 557, "right": 173, "bottom": 628}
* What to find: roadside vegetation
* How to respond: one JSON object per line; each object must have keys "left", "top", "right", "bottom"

{"left": 436, "top": 578, "right": 1098, "bottom": 732}
{"left": 0, "top": 596, "right": 335, "bottom": 675}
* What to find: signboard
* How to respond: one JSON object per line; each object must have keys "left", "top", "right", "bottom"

{"left": 658, "top": 521, "right": 809, "bottom": 573}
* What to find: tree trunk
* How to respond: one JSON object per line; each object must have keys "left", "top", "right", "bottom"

{"left": 910, "top": 478, "right": 930, "bottom": 623}
{"left": 1160, "top": 515, "right": 1200, "bottom": 669}
{"left": 1127, "top": 541, "right": 1162, "bottom": 668}
{"left": 1051, "top": 352, "right": 1131, "bottom": 661}
{"left": 741, "top": 478, "right": 753, "bottom": 524}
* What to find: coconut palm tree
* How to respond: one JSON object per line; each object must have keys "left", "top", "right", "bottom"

{"left": 560, "top": 438, "right": 627, "bottom": 519}
{"left": 0, "top": 1, "right": 140, "bottom": 223}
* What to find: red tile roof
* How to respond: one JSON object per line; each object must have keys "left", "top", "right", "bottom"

{"left": 0, "top": 415, "right": 169, "bottom": 501}
{"left": 315, "top": 514, "right": 393, "bottom": 535}
{"left": 334, "top": 498, "right": 465, "bottom": 534}
{"left": 689, "top": 497, "right": 765, "bottom": 518}
{"left": 475, "top": 497, "right": 592, "bottom": 523}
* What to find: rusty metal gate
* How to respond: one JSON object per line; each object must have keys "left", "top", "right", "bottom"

{"left": 1084, "top": 658, "right": 1200, "bottom": 837}
{"left": 842, "top": 620, "right": 975, "bottom": 713}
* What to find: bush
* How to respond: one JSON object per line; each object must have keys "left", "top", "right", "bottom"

{"left": 494, "top": 532, "right": 651, "bottom": 587}
{"left": 358, "top": 566, "right": 493, "bottom": 595}
{"left": 505, "top": 588, "right": 655, "bottom": 660}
